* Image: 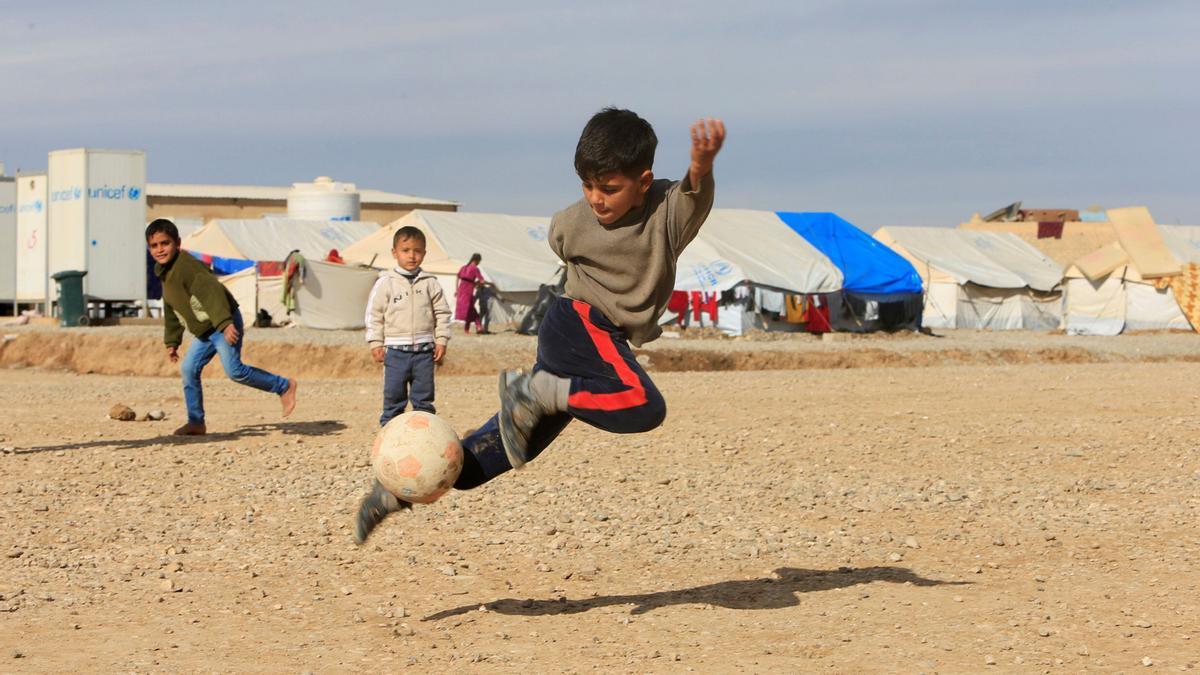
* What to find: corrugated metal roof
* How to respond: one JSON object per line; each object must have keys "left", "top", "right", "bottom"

{"left": 145, "top": 182, "right": 458, "bottom": 206}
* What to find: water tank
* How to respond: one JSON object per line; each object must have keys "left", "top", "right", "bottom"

{"left": 287, "top": 176, "right": 361, "bottom": 221}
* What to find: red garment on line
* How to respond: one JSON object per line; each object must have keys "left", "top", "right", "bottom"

{"left": 691, "top": 291, "right": 718, "bottom": 322}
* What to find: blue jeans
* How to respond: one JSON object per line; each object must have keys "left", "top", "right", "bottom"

{"left": 181, "top": 312, "right": 290, "bottom": 425}
{"left": 381, "top": 347, "right": 436, "bottom": 426}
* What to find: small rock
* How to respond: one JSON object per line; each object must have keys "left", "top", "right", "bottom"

{"left": 438, "top": 566, "right": 456, "bottom": 577}
{"left": 1143, "top": 656, "right": 1154, "bottom": 667}
{"left": 159, "top": 579, "right": 178, "bottom": 593}
{"left": 11, "top": 650, "right": 23, "bottom": 659}
{"left": 904, "top": 536, "right": 920, "bottom": 549}
{"left": 1038, "top": 628, "right": 1051, "bottom": 637}
{"left": 5, "top": 550, "right": 22, "bottom": 559}
{"left": 147, "top": 409, "right": 167, "bottom": 421}
{"left": 888, "top": 552, "right": 903, "bottom": 562}
{"left": 1134, "top": 619, "right": 1153, "bottom": 628}
{"left": 108, "top": 404, "right": 136, "bottom": 422}
{"left": 984, "top": 654, "right": 996, "bottom": 666}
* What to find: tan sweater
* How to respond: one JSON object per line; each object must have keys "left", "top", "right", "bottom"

{"left": 364, "top": 268, "right": 452, "bottom": 348}
{"left": 549, "top": 172, "right": 715, "bottom": 346}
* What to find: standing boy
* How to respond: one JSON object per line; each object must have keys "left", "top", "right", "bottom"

{"left": 147, "top": 219, "right": 297, "bottom": 435}
{"left": 355, "top": 109, "right": 724, "bottom": 543}
{"left": 364, "top": 226, "right": 452, "bottom": 426}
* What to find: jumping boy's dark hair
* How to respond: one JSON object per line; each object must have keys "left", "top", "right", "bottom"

{"left": 145, "top": 218, "right": 181, "bottom": 243}
{"left": 393, "top": 226, "right": 426, "bottom": 248}
{"left": 469, "top": 253, "right": 482, "bottom": 264}
{"left": 574, "top": 107, "right": 657, "bottom": 181}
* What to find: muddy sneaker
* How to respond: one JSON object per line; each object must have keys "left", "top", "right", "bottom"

{"left": 497, "top": 369, "right": 546, "bottom": 470}
{"left": 353, "top": 480, "right": 411, "bottom": 545}
{"left": 172, "top": 422, "right": 207, "bottom": 436}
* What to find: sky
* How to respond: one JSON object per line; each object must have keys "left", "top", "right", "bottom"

{"left": 2, "top": 1, "right": 1197, "bottom": 228}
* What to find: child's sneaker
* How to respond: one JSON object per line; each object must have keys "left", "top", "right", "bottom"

{"left": 353, "top": 480, "right": 411, "bottom": 545}
{"left": 498, "top": 369, "right": 545, "bottom": 469}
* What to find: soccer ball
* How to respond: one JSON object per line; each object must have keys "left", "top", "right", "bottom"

{"left": 372, "top": 411, "right": 464, "bottom": 504}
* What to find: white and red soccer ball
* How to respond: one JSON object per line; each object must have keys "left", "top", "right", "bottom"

{"left": 372, "top": 411, "right": 464, "bottom": 504}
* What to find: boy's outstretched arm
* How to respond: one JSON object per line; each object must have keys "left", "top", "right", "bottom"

{"left": 688, "top": 118, "right": 726, "bottom": 188}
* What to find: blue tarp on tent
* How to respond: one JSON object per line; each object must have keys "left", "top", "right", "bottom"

{"left": 776, "top": 212, "right": 922, "bottom": 295}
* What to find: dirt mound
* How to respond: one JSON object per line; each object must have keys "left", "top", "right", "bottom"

{"left": 0, "top": 332, "right": 1149, "bottom": 379}
{"left": 640, "top": 345, "right": 1112, "bottom": 371}
{"left": 0, "top": 333, "right": 535, "bottom": 379}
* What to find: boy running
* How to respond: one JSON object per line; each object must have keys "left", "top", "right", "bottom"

{"left": 147, "top": 219, "right": 297, "bottom": 435}
{"left": 355, "top": 108, "right": 724, "bottom": 542}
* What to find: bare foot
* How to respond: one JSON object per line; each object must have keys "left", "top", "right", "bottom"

{"left": 281, "top": 378, "right": 298, "bottom": 417}
{"left": 173, "top": 422, "right": 207, "bottom": 436}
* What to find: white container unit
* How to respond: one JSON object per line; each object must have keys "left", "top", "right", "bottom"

{"left": 47, "top": 149, "right": 147, "bottom": 301}
{"left": 0, "top": 177, "right": 15, "bottom": 303}
{"left": 287, "top": 176, "right": 361, "bottom": 221}
{"left": 16, "top": 173, "right": 48, "bottom": 304}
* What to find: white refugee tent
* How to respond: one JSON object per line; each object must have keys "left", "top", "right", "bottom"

{"left": 343, "top": 210, "right": 562, "bottom": 327}
{"left": 874, "top": 227, "right": 1063, "bottom": 330}
{"left": 671, "top": 209, "right": 843, "bottom": 335}
{"left": 291, "top": 258, "right": 381, "bottom": 330}
{"left": 1063, "top": 218, "right": 1199, "bottom": 335}
{"left": 184, "top": 218, "right": 378, "bottom": 261}
{"left": 218, "top": 267, "right": 258, "bottom": 326}
{"left": 676, "top": 209, "right": 843, "bottom": 293}
{"left": 188, "top": 218, "right": 378, "bottom": 328}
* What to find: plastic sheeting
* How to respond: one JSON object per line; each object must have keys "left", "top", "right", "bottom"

{"left": 293, "top": 259, "right": 381, "bottom": 330}
{"left": 342, "top": 210, "right": 560, "bottom": 294}
{"left": 776, "top": 212, "right": 921, "bottom": 294}
{"left": 875, "top": 227, "right": 1060, "bottom": 291}
{"left": 1125, "top": 283, "right": 1191, "bottom": 330}
{"left": 957, "top": 231, "right": 1063, "bottom": 292}
{"left": 677, "top": 209, "right": 842, "bottom": 294}
{"left": 1065, "top": 276, "right": 1126, "bottom": 336}
{"left": 218, "top": 267, "right": 258, "bottom": 326}
{"left": 955, "top": 284, "right": 1062, "bottom": 331}
{"left": 184, "top": 219, "right": 378, "bottom": 262}
{"left": 1159, "top": 225, "right": 1200, "bottom": 264}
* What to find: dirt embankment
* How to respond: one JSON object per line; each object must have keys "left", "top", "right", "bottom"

{"left": 3, "top": 331, "right": 1198, "bottom": 378}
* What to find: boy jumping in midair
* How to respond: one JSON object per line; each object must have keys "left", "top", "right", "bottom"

{"left": 355, "top": 108, "right": 724, "bottom": 542}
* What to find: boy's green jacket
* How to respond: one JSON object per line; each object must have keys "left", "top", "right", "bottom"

{"left": 154, "top": 251, "right": 239, "bottom": 347}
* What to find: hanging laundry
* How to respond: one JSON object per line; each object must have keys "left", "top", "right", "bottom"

{"left": 691, "top": 291, "right": 718, "bottom": 323}
{"left": 807, "top": 294, "right": 832, "bottom": 334}
{"left": 667, "top": 291, "right": 690, "bottom": 325}
{"left": 1037, "top": 222, "right": 1064, "bottom": 239}
{"left": 784, "top": 295, "right": 808, "bottom": 323}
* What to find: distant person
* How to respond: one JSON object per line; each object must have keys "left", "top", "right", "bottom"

{"left": 147, "top": 219, "right": 297, "bottom": 436}
{"left": 364, "top": 225, "right": 452, "bottom": 427}
{"left": 354, "top": 108, "right": 724, "bottom": 543}
{"left": 475, "top": 280, "right": 496, "bottom": 334}
{"left": 455, "top": 253, "right": 485, "bottom": 333}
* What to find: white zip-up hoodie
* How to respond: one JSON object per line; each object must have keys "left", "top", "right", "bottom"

{"left": 364, "top": 267, "right": 452, "bottom": 348}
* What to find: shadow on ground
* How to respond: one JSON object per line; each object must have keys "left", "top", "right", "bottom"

{"left": 8, "top": 420, "right": 346, "bottom": 455}
{"left": 424, "top": 565, "right": 969, "bottom": 621}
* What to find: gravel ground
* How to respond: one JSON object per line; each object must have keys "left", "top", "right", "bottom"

{"left": 1, "top": 359, "right": 1198, "bottom": 671}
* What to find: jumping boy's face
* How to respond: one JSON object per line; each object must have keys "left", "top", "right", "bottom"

{"left": 392, "top": 236, "right": 426, "bottom": 272}
{"left": 147, "top": 231, "right": 180, "bottom": 265}
{"left": 581, "top": 170, "right": 653, "bottom": 225}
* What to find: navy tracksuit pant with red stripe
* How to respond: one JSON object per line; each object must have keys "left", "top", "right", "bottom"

{"left": 455, "top": 297, "right": 666, "bottom": 489}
